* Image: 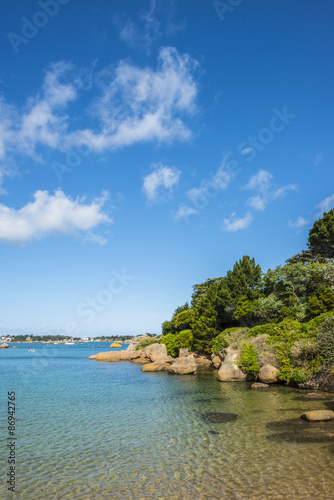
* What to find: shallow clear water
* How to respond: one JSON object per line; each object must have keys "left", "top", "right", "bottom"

{"left": 1, "top": 343, "right": 334, "bottom": 500}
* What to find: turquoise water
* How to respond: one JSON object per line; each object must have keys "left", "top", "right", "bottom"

{"left": 1, "top": 343, "right": 334, "bottom": 500}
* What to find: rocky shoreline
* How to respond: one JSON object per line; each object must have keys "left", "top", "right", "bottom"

{"left": 89, "top": 342, "right": 334, "bottom": 422}
{"left": 89, "top": 342, "right": 334, "bottom": 390}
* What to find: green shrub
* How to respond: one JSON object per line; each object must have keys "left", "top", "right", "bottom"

{"left": 238, "top": 343, "right": 260, "bottom": 374}
{"left": 160, "top": 334, "right": 177, "bottom": 357}
{"left": 211, "top": 332, "right": 228, "bottom": 355}
{"left": 247, "top": 323, "right": 275, "bottom": 338}
{"left": 174, "top": 330, "right": 193, "bottom": 351}
{"left": 300, "top": 310, "right": 334, "bottom": 339}
{"left": 224, "top": 327, "right": 249, "bottom": 349}
{"left": 135, "top": 337, "right": 157, "bottom": 351}
{"left": 317, "top": 317, "right": 334, "bottom": 369}
{"left": 291, "top": 368, "right": 307, "bottom": 383}
{"left": 267, "top": 320, "right": 302, "bottom": 382}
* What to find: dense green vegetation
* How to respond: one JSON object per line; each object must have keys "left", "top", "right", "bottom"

{"left": 160, "top": 209, "right": 334, "bottom": 384}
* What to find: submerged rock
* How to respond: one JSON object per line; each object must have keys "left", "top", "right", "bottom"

{"left": 251, "top": 382, "right": 270, "bottom": 390}
{"left": 259, "top": 365, "right": 280, "bottom": 384}
{"left": 301, "top": 410, "right": 334, "bottom": 422}
{"left": 201, "top": 412, "right": 238, "bottom": 423}
{"left": 217, "top": 351, "right": 247, "bottom": 382}
{"left": 167, "top": 356, "right": 197, "bottom": 375}
{"left": 304, "top": 393, "right": 326, "bottom": 400}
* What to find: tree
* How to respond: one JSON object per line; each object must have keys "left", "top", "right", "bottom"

{"left": 308, "top": 209, "right": 334, "bottom": 259}
{"left": 173, "top": 302, "right": 189, "bottom": 317}
{"left": 226, "top": 255, "right": 262, "bottom": 301}
{"left": 171, "top": 309, "right": 194, "bottom": 332}
{"left": 192, "top": 285, "right": 219, "bottom": 352}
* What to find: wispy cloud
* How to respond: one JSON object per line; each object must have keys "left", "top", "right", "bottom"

{"left": 0, "top": 61, "right": 78, "bottom": 160}
{"left": 0, "top": 189, "right": 111, "bottom": 245}
{"left": 316, "top": 193, "right": 334, "bottom": 214}
{"left": 315, "top": 154, "right": 325, "bottom": 167}
{"left": 0, "top": 49, "right": 199, "bottom": 186}
{"left": 222, "top": 212, "right": 253, "bottom": 232}
{"left": 244, "top": 169, "right": 297, "bottom": 212}
{"left": 288, "top": 216, "right": 310, "bottom": 229}
{"left": 175, "top": 155, "right": 237, "bottom": 220}
{"left": 175, "top": 206, "right": 198, "bottom": 220}
{"left": 73, "top": 47, "right": 198, "bottom": 151}
{"left": 142, "top": 163, "right": 180, "bottom": 202}
{"left": 119, "top": 0, "right": 161, "bottom": 53}
{"left": 118, "top": 0, "right": 185, "bottom": 53}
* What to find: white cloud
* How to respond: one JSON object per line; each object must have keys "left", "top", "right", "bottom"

{"left": 273, "top": 184, "right": 298, "bottom": 199}
{"left": 142, "top": 163, "right": 180, "bottom": 202}
{"left": 0, "top": 189, "right": 111, "bottom": 245}
{"left": 185, "top": 155, "right": 236, "bottom": 204}
{"left": 222, "top": 212, "right": 253, "bottom": 232}
{"left": 0, "top": 49, "right": 199, "bottom": 185}
{"left": 174, "top": 206, "right": 198, "bottom": 220}
{"left": 244, "top": 169, "right": 273, "bottom": 193}
{"left": 316, "top": 193, "right": 334, "bottom": 214}
{"left": 288, "top": 216, "right": 310, "bottom": 229}
{"left": 247, "top": 195, "right": 266, "bottom": 211}
{"left": 244, "top": 169, "right": 298, "bottom": 212}
{"left": 76, "top": 47, "right": 198, "bottom": 151}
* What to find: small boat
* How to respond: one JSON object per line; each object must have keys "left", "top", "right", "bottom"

{"left": 65, "top": 342, "right": 75, "bottom": 345}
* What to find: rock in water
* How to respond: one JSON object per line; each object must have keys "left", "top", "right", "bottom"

{"left": 0, "top": 343, "right": 9, "bottom": 349}
{"left": 167, "top": 356, "right": 197, "bottom": 374}
{"left": 126, "top": 343, "right": 136, "bottom": 352}
{"left": 251, "top": 382, "right": 270, "bottom": 390}
{"left": 211, "top": 355, "right": 221, "bottom": 369}
{"left": 301, "top": 410, "right": 334, "bottom": 422}
{"left": 96, "top": 351, "right": 121, "bottom": 362}
{"left": 217, "top": 351, "right": 247, "bottom": 382}
{"left": 129, "top": 351, "right": 142, "bottom": 359}
{"left": 259, "top": 365, "right": 280, "bottom": 384}
{"left": 142, "top": 363, "right": 166, "bottom": 372}
{"left": 201, "top": 412, "right": 238, "bottom": 423}
{"left": 303, "top": 393, "right": 326, "bottom": 400}
{"left": 195, "top": 356, "right": 212, "bottom": 369}
{"left": 144, "top": 343, "right": 167, "bottom": 362}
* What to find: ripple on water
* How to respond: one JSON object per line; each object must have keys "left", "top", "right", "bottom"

{"left": 1, "top": 350, "right": 334, "bottom": 500}
{"left": 200, "top": 411, "right": 239, "bottom": 423}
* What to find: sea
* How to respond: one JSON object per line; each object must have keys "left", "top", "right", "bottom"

{"left": 1, "top": 342, "right": 334, "bottom": 500}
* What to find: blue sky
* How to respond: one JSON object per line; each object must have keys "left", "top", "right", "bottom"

{"left": 0, "top": 0, "right": 333, "bottom": 337}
